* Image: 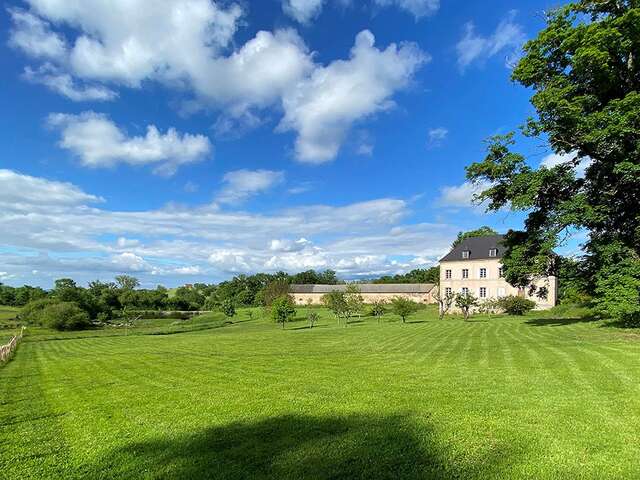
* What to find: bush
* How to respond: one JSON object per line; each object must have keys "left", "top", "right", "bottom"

{"left": 40, "top": 302, "right": 92, "bottom": 331}
{"left": 498, "top": 296, "right": 536, "bottom": 315}
{"left": 271, "top": 295, "right": 296, "bottom": 329}
{"left": 19, "top": 298, "right": 58, "bottom": 325}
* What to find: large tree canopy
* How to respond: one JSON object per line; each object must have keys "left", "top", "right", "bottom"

{"left": 466, "top": 0, "right": 640, "bottom": 322}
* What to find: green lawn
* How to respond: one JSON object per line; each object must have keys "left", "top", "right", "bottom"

{"left": 1, "top": 306, "right": 639, "bottom": 479}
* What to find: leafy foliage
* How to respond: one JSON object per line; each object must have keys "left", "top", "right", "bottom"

{"left": 451, "top": 226, "right": 498, "bottom": 248}
{"left": 390, "top": 297, "right": 419, "bottom": 323}
{"left": 455, "top": 292, "right": 478, "bottom": 321}
{"left": 372, "top": 267, "right": 439, "bottom": 285}
{"left": 221, "top": 299, "right": 236, "bottom": 319}
{"left": 271, "top": 295, "right": 296, "bottom": 329}
{"left": 497, "top": 296, "right": 536, "bottom": 316}
{"left": 466, "top": 1, "right": 640, "bottom": 321}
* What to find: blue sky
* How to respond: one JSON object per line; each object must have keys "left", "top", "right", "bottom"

{"left": 0, "top": 0, "right": 574, "bottom": 288}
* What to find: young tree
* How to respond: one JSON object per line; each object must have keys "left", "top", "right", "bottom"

{"left": 390, "top": 297, "right": 419, "bottom": 323}
{"left": 307, "top": 311, "right": 319, "bottom": 329}
{"left": 497, "top": 296, "right": 536, "bottom": 316}
{"left": 434, "top": 289, "right": 455, "bottom": 320}
{"left": 271, "top": 295, "right": 296, "bottom": 329}
{"left": 344, "top": 284, "right": 364, "bottom": 322}
{"left": 465, "top": 1, "right": 640, "bottom": 322}
{"left": 221, "top": 299, "right": 236, "bottom": 320}
{"left": 455, "top": 292, "right": 478, "bottom": 321}
{"left": 370, "top": 300, "right": 386, "bottom": 323}
{"left": 321, "top": 290, "right": 347, "bottom": 324}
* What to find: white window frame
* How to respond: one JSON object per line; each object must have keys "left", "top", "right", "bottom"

{"left": 462, "top": 269, "right": 469, "bottom": 279}
{"left": 462, "top": 250, "right": 470, "bottom": 259}
{"left": 461, "top": 287, "right": 469, "bottom": 295}
{"left": 445, "top": 269, "right": 452, "bottom": 279}
{"left": 489, "top": 248, "right": 497, "bottom": 257}
{"left": 479, "top": 268, "right": 487, "bottom": 279}
{"left": 445, "top": 287, "right": 452, "bottom": 295}
{"left": 479, "top": 287, "right": 487, "bottom": 298}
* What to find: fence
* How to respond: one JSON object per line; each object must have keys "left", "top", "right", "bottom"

{"left": 0, "top": 326, "right": 25, "bottom": 365}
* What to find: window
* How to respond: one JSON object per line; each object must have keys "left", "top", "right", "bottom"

{"left": 445, "top": 287, "right": 452, "bottom": 295}
{"left": 461, "top": 287, "right": 469, "bottom": 295}
{"left": 489, "top": 248, "right": 497, "bottom": 257}
{"left": 479, "top": 268, "right": 487, "bottom": 278}
{"left": 498, "top": 267, "right": 504, "bottom": 278}
{"left": 462, "top": 250, "right": 470, "bottom": 259}
{"left": 462, "top": 269, "right": 469, "bottom": 279}
{"left": 445, "top": 269, "right": 452, "bottom": 279}
{"left": 480, "top": 287, "right": 487, "bottom": 298}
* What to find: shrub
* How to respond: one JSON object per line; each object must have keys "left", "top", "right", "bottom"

{"left": 390, "top": 297, "right": 419, "bottom": 323}
{"left": 271, "top": 295, "right": 296, "bottom": 329}
{"left": 498, "top": 295, "right": 536, "bottom": 316}
{"left": 455, "top": 292, "right": 478, "bottom": 321}
{"left": 19, "top": 298, "right": 58, "bottom": 325}
{"left": 40, "top": 302, "right": 92, "bottom": 331}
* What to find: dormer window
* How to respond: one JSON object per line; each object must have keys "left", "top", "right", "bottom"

{"left": 489, "top": 248, "right": 497, "bottom": 257}
{"left": 462, "top": 250, "right": 470, "bottom": 259}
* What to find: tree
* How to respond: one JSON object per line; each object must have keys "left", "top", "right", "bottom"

{"left": 221, "top": 299, "right": 236, "bottom": 320}
{"left": 370, "top": 300, "right": 386, "bottom": 323}
{"left": 271, "top": 295, "right": 296, "bottom": 329}
{"left": 39, "top": 302, "right": 92, "bottom": 331}
{"left": 259, "top": 279, "right": 291, "bottom": 307}
{"left": 455, "top": 292, "right": 478, "bottom": 321}
{"left": 307, "top": 311, "right": 319, "bottom": 329}
{"left": 434, "top": 289, "right": 455, "bottom": 319}
{"left": 115, "top": 275, "right": 140, "bottom": 291}
{"left": 372, "top": 267, "right": 439, "bottom": 285}
{"left": 465, "top": 1, "right": 640, "bottom": 322}
{"left": 344, "top": 285, "right": 364, "bottom": 323}
{"left": 478, "top": 298, "right": 501, "bottom": 317}
{"left": 390, "top": 297, "right": 419, "bottom": 323}
{"left": 452, "top": 227, "right": 498, "bottom": 248}
{"left": 321, "top": 290, "right": 348, "bottom": 324}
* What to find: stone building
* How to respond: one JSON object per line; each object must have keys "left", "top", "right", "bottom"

{"left": 439, "top": 234, "right": 557, "bottom": 310}
{"left": 289, "top": 283, "right": 437, "bottom": 306}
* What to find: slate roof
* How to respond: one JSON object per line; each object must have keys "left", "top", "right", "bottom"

{"left": 289, "top": 284, "right": 436, "bottom": 294}
{"left": 440, "top": 234, "right": 505, "bottom": 262}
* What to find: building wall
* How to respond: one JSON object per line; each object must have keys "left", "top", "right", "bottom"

{"left": 292, "top": 291, "right": 436, "bottom": 306}
{"left": 439, "top": 258, "right": 557, "bottom": 310}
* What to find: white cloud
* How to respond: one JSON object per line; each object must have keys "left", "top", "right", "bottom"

{"left": 540, "top": 152, "right": 591, "bottom": 178}
{"left": 457, "top": 11, "right": 525, "bottom": 70}
{"left": 0, "top": 169, "right": 463, "bottom": 285}
{"left": 437, "top": 180, "right": 492, "bottom": 208}
{"left": 374, "top": 0, "right": 440, "bottom": 18}
{"left": 24, "top": 64, "right": 117, "bottom": 102}
{"left": 0, "top": 169, "right": 102, "bottom": 209}
{"left": 216, "top": 169, "right": 285, "bottom": 204}
{"left": 427, "top": 127, "right": 448, "bottom": 146}
{"left": 48, "top": 112, "right": 212, "bottom": 175}
{"left": 279, "top": 30, "right": 426, "bottom": 163}
{"left": 282, "top": 0, "right": 325, "bottom": 23}
{"left": 8, "top": 8, "right": 67, "bottom": 60}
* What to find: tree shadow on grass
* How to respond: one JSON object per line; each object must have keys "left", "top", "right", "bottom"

{"left": 85, "top": 413, "right": 516, "bottom": 480}
{"left": 524, "top": 316, "right": 599, "bottom": 327}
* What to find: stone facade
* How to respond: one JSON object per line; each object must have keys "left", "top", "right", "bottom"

{"left": 289, "top": 284, "right": 437, "bottom": 306}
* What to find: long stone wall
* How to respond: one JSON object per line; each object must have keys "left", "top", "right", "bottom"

{"left": 292, "top": 292, "right": 436, "bottom": 306}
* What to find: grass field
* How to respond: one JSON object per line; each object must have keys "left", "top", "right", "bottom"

{"left": 1, "top": 306, "right": 640, "bottom": 479}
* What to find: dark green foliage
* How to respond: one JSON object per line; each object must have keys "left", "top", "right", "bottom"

{"left": 390, "top": 297, "right": 419, "bottom": 323}
{"left": 19, "top": 298, "right": 58, "bottom": 325}
{"left": 290, "top": 269, "right": 339, "bottom": 285}
{"left": 38, "top": 302, "right": 92, "bottom": 331}
{"left": 497, "top": 296, "right": 536, "bottom": 316}
{"left": 0, "top": 284, "right": 47, "bottom": 306}
{"left": 258, "top": 279, "right": 291, "bottom": 307}
{"left": 372, "top": 267, "right": 439, "bottom": 285}
{"left": 451, "top": 226, "right": 499, "bottom": 248}
{"left": 221, "top": 299, "right": 236, "bottom": 319}
{"left": 115, "top": 275, "right": 140, "bottom": 290}
{"left": 466, "top": 1, "right": 640, "bottom": 322}
{"left": 557, "top": 257, "right": 592, "bottom": 304}
{"left": 271, "top": 295, "right": 296, "bottom": 328}
{"left": 321, "top": 290, "right": 348, "bottom": 320}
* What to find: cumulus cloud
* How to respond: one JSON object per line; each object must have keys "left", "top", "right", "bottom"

{"left": 48, "top": 112, "right": 212, "bottom": 175}
{"left": 437, "top": 180, "right": 492, "bottom": 208}
{"left": 216, "top": 169, "right": 285, "bottom": 204}
{"left": 279, "top": 30, "right": 426, "bottom": 163}
{"left": 374, "top": 0, "right": 440, "bottom": 18}
{"left": 282, "top": 0, "right": 325, "bottom": 23}
{"left": 456, "top": 11, "right": 525, "bottom": 70}
{"left": 0, "top": 169, "right": 460, "bottom": 286}
{"left": 24, "top": 64, "right": 117, "bottom": 102}
{"left": 540, "top": 152, "right": 592, "bottom": 178}
{"left": 10, "top": 2, "right": 426, "bottom": 163}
